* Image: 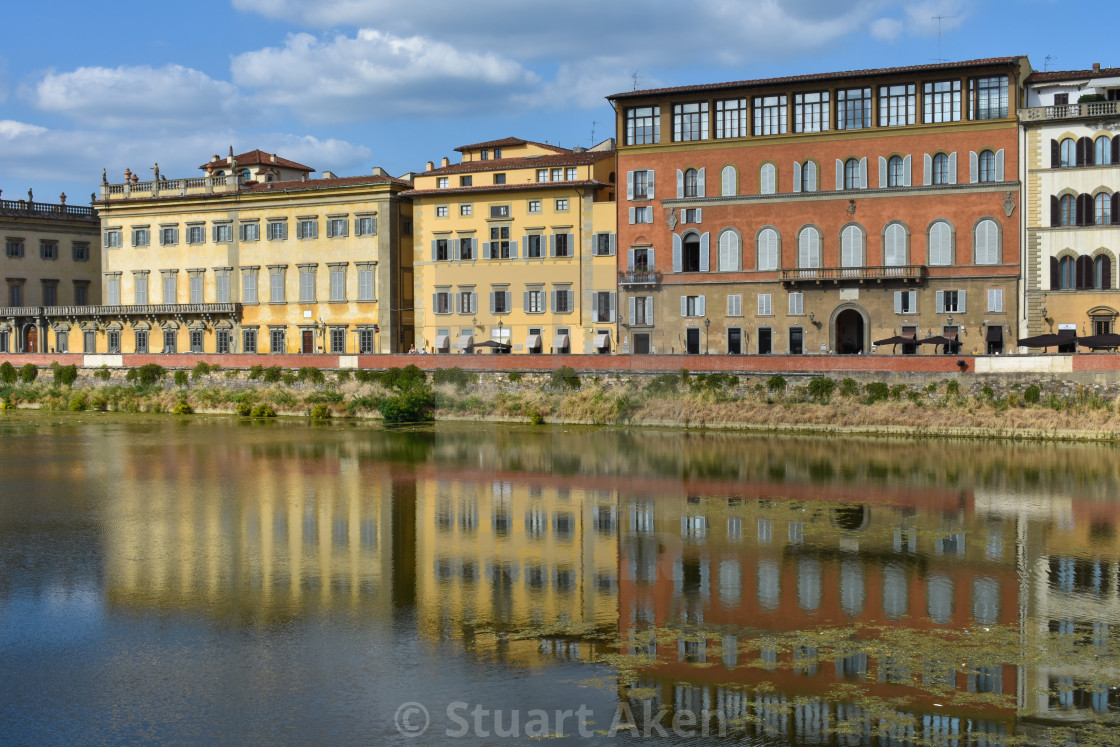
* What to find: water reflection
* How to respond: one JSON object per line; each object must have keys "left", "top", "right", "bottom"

{"left": 1, "top": 418, "right": 1119, "bottom": 743}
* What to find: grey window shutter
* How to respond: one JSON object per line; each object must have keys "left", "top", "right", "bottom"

{"left": 626, "top": 171, "right": 634, "bottom": 201}
{"left": 455, "top": 292, "right": 462, "bottom": 311}
{"left": 969, "top": 151, "right": 978, "bottom": 183}
{"left": 326, "top": 222, "right": 333, "bottom": 238}
{"left": 523, "top": 291, "right": 530, "bottom": 310}
{"left": 609, "top": 233, "right": 616, "bottom": 255}
{"left": 995, "top": 149, "right": 1005, "bottom": 181}
{"left": 550, "top": 290, "right": 557, "bottom": 312}
{"left": 482, "top": 241, "right": 490, "bottom": 259}
{"left": 676, "top": 169, "right": 684, "bottom": 198}
{"left": 958, "top": 290, "right": 966, "bottom": 313}
{"left": 432, "top": 293, "right": 438, "bottom": 313}
{"left": 935, "top": 290, "right": 944, "bottom": 313}
{"left": 859, "top": 157, "right": 868, "bottom": 189}
{"left": 431, "top": 239, "right": 437, "bottom": 261}
{"left": 697, "top": 167, "right": 705, "bottom": 197}
{"left": 680, "top": 296, "right": 688, "bottom": 317}
{"left": 903, "top": 154, "right": 912, "bottom": 186}
{"left": 628, "top": 296, "right": 636, "bottom": 325}
{"left": 628, "top": 249, "right": 635, "bottom": 269}
{"left": 549, "top": 234, "right": 556, "bottom": 257}
{"left": 697, "top": 295, "right": 705, "bottom": 316}
{"left": 566, "top": 290, "right": 574, "bottom": 312}
{"left": 645, "top": 298, "right": 653, "bottom": 323}
{"left": 835, "top": 159, "right": 844, "bottom": 190}
{"left": 510, "top": 240, "right": 518, "bottom": 259}
{"left": 649, "top": 248, "right": 655, "bottom": 267}
{"left": 879, "top": 156, "right": 888, "bottom": 188}
{"left": 489, "top": 291, "right": 496, "bottom": 313}
{"left": 699, "top": 232, "right": 710, "bottom": 272}
{"left": 793, "top": 161, "right": 801, "bottom": 193}
{"left": 628, "top": 207, "right": 636, "bottom": 224}
{"left": 908, "top": 291, "right": 916, "bottom": 311}
{"left": 948, "top": 152, "right": 957, "bottom": 183}
{"left": 609, "top": 292, "right": 616, "bottom": 322}
{"left": 672, "top": 234, "right": 682, "bottom": 273}
{"left": 695, "top": 208, "right": 702, "bottom": 223}
{"left": 453, "top": 239, "right": 461, "bottom": 260}
{"left": 894, "top": 291, "right": 902, "bottom": 314}
{"left": 645, "top": 209, "right": 654, "bottom": 224}
{"left": 567, "top": 233, "right": 574, "bottom": 257}
{"left": 470, "top": 292, "right": 477, "bottom": 313}
{"left": 647, "top": 170, "right": 655, "bottom": 199}
{"left": 923, "top": 153, "right": 932, "bottom": 185}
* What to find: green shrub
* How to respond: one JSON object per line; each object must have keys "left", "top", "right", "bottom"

{"left": 93, "top": 366, "right": 111, "bottom": 382}
{"left": 766, "top": 375, "right": 787, "bottom": 393}
{"left": 297, "top": 366, "right": 325, "bottom": 384}
{"left": 336, "top": 369, "right": 352, "bottom": 383}
{"left": 945, "top": 379, "right": 961, "bottom": 396}
{"left": 1024, "top": 385, "right": 1041, "bottom": 404}
{"left": 528, "top": 407, "right": 545, "bottom": 425}
{"left": 310, "top": 403, "right": 333, "bottom": 420}
{"left": 645, "top": 373, "right": 680, "bottom": 395}
{"left": 807, "top": 377, "right": 836, "bottom": 402}
{"left": 431, "top": 367, "right": 471, "bottom": 390}
{"left": 127, "top": 363, "right": 165, "bottom": 388}
{"left": 690, "top": 373, "right": 738, "bottom": 393}
{"left": 250, "top": 403, "right": 277, "bottom": 418}
{"left": 354, "top": 369, "right": 378, "bottom": 384}
{"left": 53, "top": 363, "right": 78, "bottom": 386}
{"left": 19, "top": 363, "right": 39, "bottom": 384}
{"left": 379, "top": 386, "right": 436, "bottom": 423}
{"left": 262, "top": 366, "right": 283, "bottom": 383}
{"left": 172, "top": 401, "right": 194, "bottom": 415}
{"left": 173, "top": 370, "right": 189, "bottom": 387}
{"left": 1007, "top": 392, "right": 1022, "bottom": 408}
{"left": 549, "top": 366, "right": 581, "bottom": 391}
{"left": 864, "top": 382, "right": 890, "bottom": 403}
{"left": 907, "top": 390, "right": 923, "bottom": 404}
{"left": 980, "top": 385, "right": 995, "bottom": 400}
{"left": 191, "top": 361, "right": 212, "bottom": 379}
{"left": 281, "top": 372, "right": 298, "bottom": 385}
{"left": 380, "top": 365, "right": 427, "bottom": 391}
{"left": 236, "top": 402, "right": 253, "bottom": 417}
{"left": 889, "top": 384, "right": 908, "bottom": 400}
{"left": 248, "top": 365, "right": 264, "bottom": 380}
{"left": 0, "top": 362, "right": 16, "bottom": 384}
{"left": 839, "top": 378, "right": 859, "bottom": 397}
{"left": 507, "top": 371, "right": 522, "bottom": 383}
{"left": 67, "top": 391, "right": 88, "bottom": 411}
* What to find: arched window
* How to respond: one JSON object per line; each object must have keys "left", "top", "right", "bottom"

{"left": 759, "top": 163, "right": 776, "bottom": 194}
{"left": 844, "top": 158, "right": 861, "bottom": 189}
{"left": 978, "top": 150, "right": 996, "bottom": 182}
{"left": 801, "top": 161, "right": 817, "bottom": 192}
{"left": 683, "top": 168, "right": 698, "bottom": 197}
{"left": 972, "top": 577, "right": 1000, "bottom": 626}
{"left": 682, "top": 232, "right": 702, "bottom": 272}
{"left": 1095, "top": 254, "right": 1112, "bottom": 289}
{"left": 1096, "top": 136, "right": 1113, "bottom": 166}
{"left": 720, "top": 165, "right": 736, "bottom": 196}
{"left": 882, "top": 563, "right": 908, "bottom": 619}
{"left": 932, "top": 153, "right": 950, "bottom": 185}
{"left": 718, "top": 230, "right": 740, "bottom": 271}
{"left": 240, "top": 169, "right": 251, "bottom": 180}
{"left": 883, "top": 222, "right": 908, "bottom": 266}
{"left": 798, "top": 557, "right": 822, "bottom": 611}
{"left": 1076, "top": 255, "right": 1093, "bottom": 289}
{"left": 840, "top": 559, "right": 864, "bottom": 617}
{"left": 928, "top": 221, "right": 953, "bottom": 266}
{"left": 1059, "top": 194, "right": 1075, "bottom": 226}
{"left": 840, "top": 224, "right": 864, "bottom": 268}
{"left": 798, "top": 226, "right": 821, "bottom": 269}
{"left": 1095, "top": 193, "right": 1112, "bottom": 225}
{"left": 887, "top": 155, "right": 904, "bottom": 187}
{"left": 757, "top": 228, "right": 779, "bottom": 271}
{"left": 927, "top": 574, "right": 953, "bottom": 624}
{"left": 1060, "top": 138, "right": 1076, "bottom": 167}
{"left": 974, "top": 219, "right": 1000, "bottom": 265}
{"left": 1058, "top": 256, "right": 1075, "bottom": 289}
{"left": 756, "top": 559, "right": 780, "bottom": 609}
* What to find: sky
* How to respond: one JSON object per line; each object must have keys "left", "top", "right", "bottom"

{"left": 0, "top": 0, "right": 1112, "bottom": 205}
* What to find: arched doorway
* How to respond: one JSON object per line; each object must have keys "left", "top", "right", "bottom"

{"left": 834, "top": 309, "right": 865, "bottom": 354}
{"left": 24, "top": 325, "right": 38, "bottom": 353}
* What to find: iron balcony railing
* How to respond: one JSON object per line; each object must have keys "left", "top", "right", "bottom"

{"left": 618, "top": 269, "right": 662, "bottom": 286}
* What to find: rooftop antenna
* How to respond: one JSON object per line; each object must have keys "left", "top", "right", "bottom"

{"left": 1044, "top": 55, "right": 1055, "bottom": 71}
{"left": 632, "top": 71, "right": 641, "bottom": 91}
{"left": 590, "top": 120, "right": 597, "bottom": 145}
{"left": 931, "top": 16, "right": 956, "bottom": 63}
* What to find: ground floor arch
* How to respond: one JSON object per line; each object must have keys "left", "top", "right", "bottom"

{"left": 829, "top": 304, "right": 869, "bottom": 354}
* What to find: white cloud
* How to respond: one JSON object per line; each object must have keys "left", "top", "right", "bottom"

{"left": 870, "top": 17, "right": 905, "bottom": 42}
{"left": 231, "top": 29, "right": 538, "bottom": 122}
{"left": 25, "top": 64, "right": 245, "bottom": 129}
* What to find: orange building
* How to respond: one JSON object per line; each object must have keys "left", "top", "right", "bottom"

{"left": 608, "top": 57, "right": 1028, "bottom": 356}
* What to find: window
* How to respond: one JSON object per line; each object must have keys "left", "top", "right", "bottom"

{"left": 673, "top": 102, "right": 709, "bottom": 141}
{"left": 159, "top": 227, "right": 178, "bottom": 245}
{"left": 525, "top": 289, "right": 544, "bottom": 313}
{"left": 552, "top": 233, "right": 572, "bottom": 258}
{"left": 106, "top": 275, "right": 120, "bottom": 306}
{"left": 40, "top": 240, "right": 58, "bottom": 260}
{"left": 42, "top": 281, "right": 57, "bottom": 306}
{"left": 490, "top": 205, "right": 510, "bottom": 218}
{"left": 629, "top": 169, "right": 652, "bottom": 200}
{"left": 186, "top": 225, "right": 205, "bottom": 244}
{"left": 987, "top": 288, "right": 1004, "bottom": 312}
{"left": 796, "top": 161, "right": 817, "bottom": 192}
{"left": 788, "top": 292, "right": 804, "bottom": 315}
{"left": 727, "top": 294, "right": 742, "bottom": 316}
{"left": 437, "top": 177, "right": 449, "bottom": 188}
{"left": 715, "top": 98, "right": 747, "bottom": 138}
{"left": 435, "top": 205, "right": 449, "bottom": 218}
{"left": 793, "top": 91, "right": 829, "bottom": 133}
{"left": 884, "top": 223, "right": 908, "bottom": 266}
{"left": 72, "top": 242, "right": 90, "bottom": 262}
{"left": 555, "top": 198, "right": 569, "bottom": 211}
{"left": 895, "top": 290, "right": 917, "bottom": 313}
{"left": 1095, "top": 136, "right": 1112, "bottom": 166}
{"left": 327, "top": 218, "right": 348, "bottom": 237}
{"left": 720, "top": 165, "right": 737, "bottom": 196}
{"left": 880, "top": 83, "right": 916, "bottom": 126}
{"left": 566, "top": 167, "right": 577, "bottom": 180}
{"left": 493, "top": 173, "right": 506, "bottom": 185}
{"left": 270, "top": 268, "right": 286, "bottom": 303}
{"left": 267, "top": 221, "right": 287, "bottom": 240}
{"left": 528, "top": 200, "right": 541, "bottom": 213}
{"left": 357, "top": 265, "right": 375, "bottom": 301}
{"left": 74, "top": 282, "right": 89, "bottom": 306}
{"left": 594, "top": 233, "right": 614, "bottom": 256}
{"left": 798, "top": 226, "right": 820, "bottom": 268}
{"left": 837, "top": 87, "right": 871, "bottom": 129}
{"left": 718, "top": 230, "right": 740, "bottom": 271}
{"left": 757, "top": 228, "right": 779, "bottom": 271}
{"left": 593, "top": 291, "right": 614, "bottom": 322}
{"left": 1096, "top": 193, "right": 1112, "bottom": 225}
{"left": 488, "top": 227, "right": 511, "bottom": 259}
{"left": 753, "top": 95, "right": 787, "bottom": 135}
{"left": 162, "top": 272, "right": 177, "bottom": 304}
{"left": 459, "top": 204, "right": 472, "bottom": 216}
{"left": 1059, "top": 138, "right": 1076, "bottom": 167}
{"left": 683, "top": 168, "right": 699, "bottom": 197}
{"left": 888, "top": 156, "right": 905, "bottom": 187}
{"left": 242, "top": 268, "right": 258, "bottom": 304}
{"left": 458, "top": 237, "right": 474, "bottom": 260}
{"left": 296, "top": 219, "right": 318, "bottom": 239}
{"left": 630, "top": 296, "right": 653, "bottom": 325}
{"left": 269, "top": 328, "right": 285, "bottom": 354}
{"left": 1056, "top": 256, "right": 1075, "bottom": 289}
{"left": 551, "top": 168, "right": 562, "bottom": 182}
{"left": 239, "top": 222, "right": 260, "bottom": 241}
{"left": 978, "top": 150, "right": 997, "bottom": 182}
{"left": 681, "top": 295, "right": 705, "bottom": 317}
{"left": 131, "top": 228, "right": 150, "bottom": 247}
{"left": 1060, "top": 194, "right": 1076, "bottom": 226}
{"left": 938, "top": 290, "right": 963, "bottom": 313}
{"left": 298, "top": 266, "right": 316, "bottom": 302}
{"left": 215, "top": 329, "right": 231, "bottom": 354}
{"left": 840, "top": 224, "right": 864, "bottom": 268}
{"left": 932, "top": 153, "right": 951, "bottom": 185}
{"left": 551, "top": 288, "right": 571, "bottom": 313}
{"left": 843, "top": 158, "right": 861, "bottom": 189}
{"left": 5, "top": 239, "right": 24, "bottom": 258}
{"left": 626, "top": 106, "right": 660, "bottom": 144}
{"left": 104, "top": 230, "right": 122, "bottom": 248}
{"left": 356, "top": 216, "right": 376, "bottom": 236}
{"left": 681, "top": 233, "right": 703, "bottom": 272}
{"left": 492, "top": 288, "right": 511, "bottom": 314}
{"left": 480, "top": 150, "right": 489, "bottom": 160}
{"left": 189, "top": 273, "right": 203, "bottom": 304}
{"left": 631, "top": 206, "right": 652, "bottom": 224}
{"left": 434, "top": 238, "right": 451, "bottom": 261}
{"left": 358, "top": 328, "right": 375, "bottom": 354}
{"left": 974, "top": 219, "right": 1000, "bottom": 265}
{"left": 970, "top": 76, "right": 1008, "bottom": 120}
{"left": 213, "top": 224, "right": 233, "bottom": 242}
{"left": 329, "top": 265, "right": 346, "bottom": 302}
{"left": 630, "top": 247, "right": 651, "bottom": 271}
{"left": 759, "top": 163, "right": 776, "bottom": 194}
{"left": 433, "top": 291, "right": 452, "bottom": 314}
{"left": 163, "top": 329, "right": 177, "bottom": 354}
{"left": 242, "top": 328, "right": 257, "bottom": 354}
{"left": 537, "top": 169, "right": 548, "bottom": 183}
{"left": 133, "top": 273, "right": 148, "bottom": 304}
{"left": 220, "top": 271, "right": 234, "bottom": 305}
{"left": 107, "top": 330, "right": 121, "bottom": 354}
{"left": 1095, "top": 255, "right": 1112, "bottom": 289}
{"left": 924, "top": 80, "right": 961, "bottom": 122}
{"left": 457, "top": 289, "right": 476, "bottom": 314}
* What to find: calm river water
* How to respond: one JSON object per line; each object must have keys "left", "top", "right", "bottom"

{"left": 1, "top": 413, "right": 1118, "bottom": 745}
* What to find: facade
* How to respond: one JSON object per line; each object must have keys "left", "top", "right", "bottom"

{"left": 0, "top": 191, "right": 101, "bottom": 353}
{"left": 1020, "top": 66, "right": 1120, "bottom": 342}
{"left": 406, "top": 137, "right": 617, "bottom": 355}
{"left": 93, "top": 150, "right": 413, "bottom": 355}
{"left": 609, "top": 57, "right": 1028, "bottom": 356}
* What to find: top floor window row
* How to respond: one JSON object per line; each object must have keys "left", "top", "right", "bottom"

{"left": 1052, "top": 136, "right": 1120, "bottom": 168}
{"left": 125, "top": 216, "right": 377, "bottom": 247}
{"left": 624, "top": 75, "right": 1010, "bottom": 144}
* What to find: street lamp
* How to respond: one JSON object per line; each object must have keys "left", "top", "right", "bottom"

{"left": 498, "top": 319, "right": 504, "bottom": 354}
{"left": 704, "top": 317, "right": 710, "bottom": 354}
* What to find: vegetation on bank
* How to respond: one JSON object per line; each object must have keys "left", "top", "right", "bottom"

{"left": 3, "top": 361, "right": 1120, "bottom": 437}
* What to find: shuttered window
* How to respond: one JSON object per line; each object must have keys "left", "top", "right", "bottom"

{"left": 883, "top": 223, "right": 907, "bottom": 266}
{"left": 840, "top": 225, "right": 864, "bottom": 268}
{"left": 974, "top": 219, "right": 999, "bottom": 265}
{"left": 757, "top": 228, "right": 779, "bottom": 271}
{"left": 798, "top": 227, "right": 820, "bottom": 269}
{"left": 242, "top": 269, "right": 258, "bottom": 304}
{"left": 758, "top": 294, "right": 772, "bottom": 316}
{"left": 358, "top": 267, "right": 375, "bottom": 301}
{"left": 718, "top": 230, "right": 740, "bottom": 271}
{"left": 928, "top": 221, "right": 953, "bottom": 266}
{"left": 329, "top": 266, "right": 346, "bottom": 302}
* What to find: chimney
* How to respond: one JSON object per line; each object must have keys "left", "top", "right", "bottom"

{"left": 426, "top": 161, "right": 434, "bottom": 171}
{"left": 1093, "top": 62, "right": 1101, "bottom": 71}
{"left": 270, "top": 153, "right": 277, "bottom": 163}
{"left": 210, "top": 154, "right": 219, "bottom": 163}
{"left": 371, "top": 166, "right": 387, "bottom": 177}
{"left": 441, "top": 156, "right": 450, "bottom": 168}
{"left": 323, "top": 171, "right": 336, "bottom": 179}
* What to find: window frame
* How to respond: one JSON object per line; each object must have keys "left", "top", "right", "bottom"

{"left": 673, "top": 102, "right": 710, "bottom": 142}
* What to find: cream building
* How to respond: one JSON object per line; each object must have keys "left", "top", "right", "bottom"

{"left": 0, "top": 189, "right": 101, "bottom": 353}
{"left": 406, "top": 137, "right": 617, "bottom": 355}
{"left": 93, "top": 150, "right": 413, "bottom": 355}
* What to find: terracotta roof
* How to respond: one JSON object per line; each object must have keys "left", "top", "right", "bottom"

{"left": 454, "top": 136, "right": 569, "bottom": 154}
{"left": 608, "top": 56, "right": 1026, "bottom": 100}
{"left": 400, "top": 179, "right": 609, "bottom": 198}
{"left": 423, "top": 149, "right": 614, "bottom": 177}
{"left": 244, "top": 174, "right": 412, "bottom": 191}
{"left": 199, "top": 150, "right": 314, "bottom": 172}
{"left": 1028, "top": 67, "right": 1120, "bottom": 83}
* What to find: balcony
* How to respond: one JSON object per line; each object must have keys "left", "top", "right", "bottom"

{"left": 99, "top": 175, "right": 236, "bottom": 202}
{"left": 1020, "top": 101, "right": 1119, "bottom": 123}
{"left": 618, "top": 269, "right": 662, "bottom": 287}
{"left": 0, "top": 199, "right": 95, "bottom": 219}
{"left": 780, "top": 265, "right": 925, "bottom": 285}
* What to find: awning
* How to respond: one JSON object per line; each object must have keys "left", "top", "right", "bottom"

{"left": 986, "top": 326, "right": 1003, "bottom": 342}
{"left": 433, "top": 334, "right": 449, "bottom": 350}
{"left": 552, "top": 333, "right": 569, "bottom": 350}
{"left": 457, "top": 334, "right": 474, "bottom": 349}
{"left": 902, "top": 330, "right": 916, "bottom": 340}
{"left": 1018, "top": 332, "right": 1076, "bottom": 348}
{"left": 1079, "top": 332, "right": 1120, "bottom": 349}
{"left": 525, "top": 334, "right": 541, "bottom": 350}
{"left": 593, "top": 333, "right": 610, "bottom": 349}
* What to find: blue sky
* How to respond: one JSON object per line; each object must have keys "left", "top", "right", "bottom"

{"left": 0, "top": 0, "right": 1110, "bottom": 205}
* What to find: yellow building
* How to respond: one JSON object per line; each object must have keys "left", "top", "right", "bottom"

{"left": 93, "top": 150, "right": 413, "bottom": 355}
{"left": 406, "top": 137, "right": 617, "bottom": 354}
{"left": 1, "top": 189, "right": 101, "bottom": 353}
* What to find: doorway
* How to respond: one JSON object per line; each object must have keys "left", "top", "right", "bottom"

{"left": 758, "top": 328, "right": 772, "bottom": 355}
{"left": 728, "top": 328, "right": 742, "bottom": 354}
{"left": 24, "top": 326, "right": 38, "bottom": 353}
{"left": 302, "top": 329, "right": 315, "bottom": 353}
{"left": 633, "top": 333, "right": 650, "bottom": 354}
{"left": 789, "top": 327, "right": 803, "bottom": 355}
{"left": 835, "top": 309, "right": 864, "bottom": 354}
{"left": 685, "top": 328, "right": 700, "bottom": 354}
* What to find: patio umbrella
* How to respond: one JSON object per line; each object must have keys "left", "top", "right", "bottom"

{"left": 473, "top": 340, "right": 511, "bottom": 353}
{"left": 873, "top": 335, "right": 913, "bottom": 346}
{"left": 1077, "top": 333, "right": 1120, "bottom": 350}
{"left": 1017, "top": 332, "right": 1076, "bottom": 348}
{"left": 917, "top": 335, "right": 952, "bottom": 346}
